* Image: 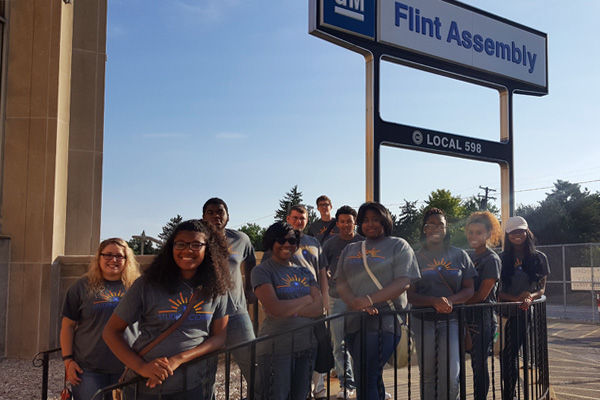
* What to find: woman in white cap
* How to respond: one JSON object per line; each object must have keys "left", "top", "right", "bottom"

{"left": 498, "top": 216, "right": 550, "bottom": 400}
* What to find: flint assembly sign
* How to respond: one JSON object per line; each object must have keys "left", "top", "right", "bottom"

{"left": 317, "top": 0, "right": 547, "bottom": 90}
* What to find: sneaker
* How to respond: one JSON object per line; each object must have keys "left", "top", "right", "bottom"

{"left": 384, "top": 393, "right": 392, "bottom": 400}
{"left": 336, "top": 389, "right": 356, "bottom": 398}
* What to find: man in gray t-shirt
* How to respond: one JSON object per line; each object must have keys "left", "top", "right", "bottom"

{"left": 321, "top": 205, "right": 363, "bottom": 396}
{"left": 308, "top": 195, "right": 339, "bottom": 243}
{"left": 202, "top": 198, "right": 257, "bottom": 391}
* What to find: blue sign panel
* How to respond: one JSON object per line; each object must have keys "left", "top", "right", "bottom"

{"left": 321, "top": 0, "right": 376, "bottom": 40}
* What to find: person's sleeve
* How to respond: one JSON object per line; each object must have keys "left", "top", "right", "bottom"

{"left": 251, "top": 263, "right": 271, "bottom": 290}
{"left": 394, "top": 239, "right": 421, "bottom": 282}
{"left": 461, "top": 250, "right": 478, "bottom": 280}
{"left": 61, "top": 279, "right": 83, "bottom": 321}
{"left": 213, "top": 294, "right": 228, "bottom": 320}
{"left": 242, "top": 234, "right": 256, "bottom": 265}
{"left": 114, "top": 278, "right": 144, "bottom": 325}
{"left": 539, "top": 251, "right": 551, "bottom": 276}
{"left": 481, "top": 253, "right": 501, "bottom": 281}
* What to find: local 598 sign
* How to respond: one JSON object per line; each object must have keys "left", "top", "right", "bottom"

{"left": 317, "top": 0, "right": 548, "bottom": 90}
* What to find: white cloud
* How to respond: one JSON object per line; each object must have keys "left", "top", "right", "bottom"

{"left": 215, "top": 132, "right": 247, "bottom": 140}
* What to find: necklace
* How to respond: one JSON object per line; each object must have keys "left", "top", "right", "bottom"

{"left": 180, "top": 279, "right": 195, "bottom": 294}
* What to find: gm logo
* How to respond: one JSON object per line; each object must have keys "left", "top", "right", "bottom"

{"left": 321, "top": 0, "right": 375, "bottom": 39}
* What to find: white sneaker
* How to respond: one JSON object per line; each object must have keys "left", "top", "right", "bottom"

{"left": 384, "top": 393, "right": 392, "bottom": 400}
{"left": 336, "top": 388, "right": 356, "bottom": 398}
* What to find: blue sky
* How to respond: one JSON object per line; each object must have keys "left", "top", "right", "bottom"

{"left": 101, "top": 0, "right": 600, "bottom": 241}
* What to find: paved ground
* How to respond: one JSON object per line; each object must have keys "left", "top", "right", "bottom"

{"left": 546, "top": 319, "right": 600, "bottom": 400}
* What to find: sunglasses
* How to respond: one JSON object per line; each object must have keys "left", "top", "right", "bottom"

{"left": 275, "top": 237, "right": 298, "bottom": 246}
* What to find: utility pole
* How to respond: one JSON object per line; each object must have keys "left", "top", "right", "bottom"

{"left": 478, "top": 186, "right": 497, "bottom": 210}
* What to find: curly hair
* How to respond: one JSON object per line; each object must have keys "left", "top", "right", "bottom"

{"left": 145, "top": 219, "right": 232, "bottom": 298}
{"left": 419, "top": 207, "right": 451, "bottom": 246}
{"left": 87, "top": 238, "right": 140, "bottom": 294}
{"left": 466, "top": 211, "right": 502, "bottom": 247}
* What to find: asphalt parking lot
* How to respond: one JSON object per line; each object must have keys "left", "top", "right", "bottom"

{"left": 547, "top": 319, "right": 600, "bottom": 400}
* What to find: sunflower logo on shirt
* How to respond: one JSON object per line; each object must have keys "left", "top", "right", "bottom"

{"left": 157, "top": 292, "right": 212, "bottom": 322}
{"left": 275, "top": 274, "right": 311, "bottom": 294}
{"left": 92, "top": 289, "right": 124, "bottom": 310}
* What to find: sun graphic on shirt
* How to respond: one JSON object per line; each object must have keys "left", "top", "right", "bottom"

{"left": 277, "top": 274, "right": 308, "bottom": 288}
{"left": 514, "top": 258, "right": 523, "bottom": 268}
{"left": 93, "top": 290, "right": 124, "bottom": 305}
{"left": 423, "top": 258, "right": 453, "bottom": 271}
{"left": 228, "top": 245, "right": 238, "bottom": 256}
{"left": 348, "top": 247, "right": 385, "bottom": 260}
{"left": 158, "top": 293, "right": 210, "bottom": 315}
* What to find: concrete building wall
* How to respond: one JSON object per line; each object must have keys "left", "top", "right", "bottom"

{"left": 0, "top": 0, "right": 106, "bottom": 358}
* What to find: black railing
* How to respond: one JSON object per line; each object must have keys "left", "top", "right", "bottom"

{"left": 36, "top": 299, "right": 550, "bottom": 400}
{"left": 32, "top": 347, "right": 61, "bottom": 400}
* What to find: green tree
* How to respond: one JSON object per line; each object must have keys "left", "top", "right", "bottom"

{"left": 275, "top": 185, "right": 303, "bottom": 222}
{"left": 239, "top": 223, "right": 267, "bottom": 251}
{"left": 516, "top": 180, "right": 600, "bottom": 245}
{"left": 127, "top": 235, "right": 159, "bottom": 255}
{"left": 424, "top": 189, "right": 465, "bottom": 222}
{"left": 393, "top": 200, "right": 421, "bottom": 246}
{"left": 274, "top": 185, "right": 318, "bottom": 233}
{"left": 158, "top": 214, "right": 183, "bottom": 244}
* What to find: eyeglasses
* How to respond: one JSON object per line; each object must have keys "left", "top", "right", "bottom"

{"left": 424, "top": 223, "right": 447, "bottom": 231}
{"left": 100, "top": 253, "right": 126, "bottom": 261}
{"left": 173, "top": 241, "right": 207, "bottom": 251}
{"left": 275, "top": 237, "right": 298, "bottom": 246}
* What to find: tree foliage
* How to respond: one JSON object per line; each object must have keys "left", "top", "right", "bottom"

{"left": 127, "top": 236, "right": 159, "bottom": 255}
{"left": 516, "top": 180, "right": 600, "bottom": 245}
{"left": 239, "top": 223, "right": 267, "bottom": 251}
{"left": 158, "top": 214, "right": 183, "bottom": 243}
{"left": 274, "top": 185, "right": 318, "bottom": 232}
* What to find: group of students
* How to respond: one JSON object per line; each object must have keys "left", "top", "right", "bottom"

{"left": 60, "top": 195, "right": 549, "bottom": 400}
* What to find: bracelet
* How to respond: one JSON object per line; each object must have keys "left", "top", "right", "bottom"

{"left": 366, "top": 294, "right": 374, "bottom": 306}
{"left": 62, "top": 354, "right": 73, "bottom": 361}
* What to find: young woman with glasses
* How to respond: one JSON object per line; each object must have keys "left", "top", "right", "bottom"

{"left": 60, "top": 238, "right": 141, "bottom": 399}
{"left": 103, "top": 220, "right": 231, "bottom": 399}
{"left": 499, "top": 216, "right": 549, "bottom": 400}
{"left": 407, "top": 208, "right": 477, "bottom": 400}
{"left": 251, "top": 221, "right": 324, "bottom": 400}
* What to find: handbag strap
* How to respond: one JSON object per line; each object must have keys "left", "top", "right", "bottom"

{"left": 361, "top": 241, "right": 397, "bottom": 312}
{"left": 320, "top": 219, "right": 337, "bottom": 244}
{"left": 138, "top": 286, "right": 203, "bottom": 357}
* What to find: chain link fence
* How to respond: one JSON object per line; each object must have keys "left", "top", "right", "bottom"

{"left": 539, "top": 243, "right": 600, "bottom": 323}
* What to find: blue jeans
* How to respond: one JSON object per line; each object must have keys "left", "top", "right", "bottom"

{"left": 346, "top": 329, "right": 399, "bottom": 400}
{"left": 501, "top": 313, "right": 528, "bottom": 400}
{"left": 413, "top": 317, "right": 460, "bottom": 400}
{"left": 329, "top": 296, "right": 356, "bottom": 390}
{"left": 257, "top": 349, "right": 316, "bottom": 400}
{"left": 71, "top": 369, "right": 121, "bottom": 400}
{"left": 205, "top": 312, "right": 256, "bottom": 397}
{"left": 467, "top": 308, "right": 496, "bottom": 400}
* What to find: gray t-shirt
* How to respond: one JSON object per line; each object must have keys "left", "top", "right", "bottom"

{"left": 225, "top": 229, "right": 256, "bottom": 315}
{"left": 308, "top": 219, "right": 340, "bottom": 243}
{"left": 62, "top": 277, "right": 133, "bottom": 373}
{"left": 251, "top": 258, "right": 319, "bottom": 355}
{"left": 468, "top": 248, "right": 501, "bottom": 303}
{"left": 499, "top": 250, "right": 550, "bottom": 298}
{"left": 115, "top": 276, "right": 227, "bottom": 394}
{"left": 322, "top": 234, "right": 364, "bottom": 298}
{"left": 335, "top": 236, "right": 421, "bottom": 333}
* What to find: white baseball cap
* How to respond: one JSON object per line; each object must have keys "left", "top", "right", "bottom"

{"left": 505, "top": 216, "right": 528, "bottom": 233}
